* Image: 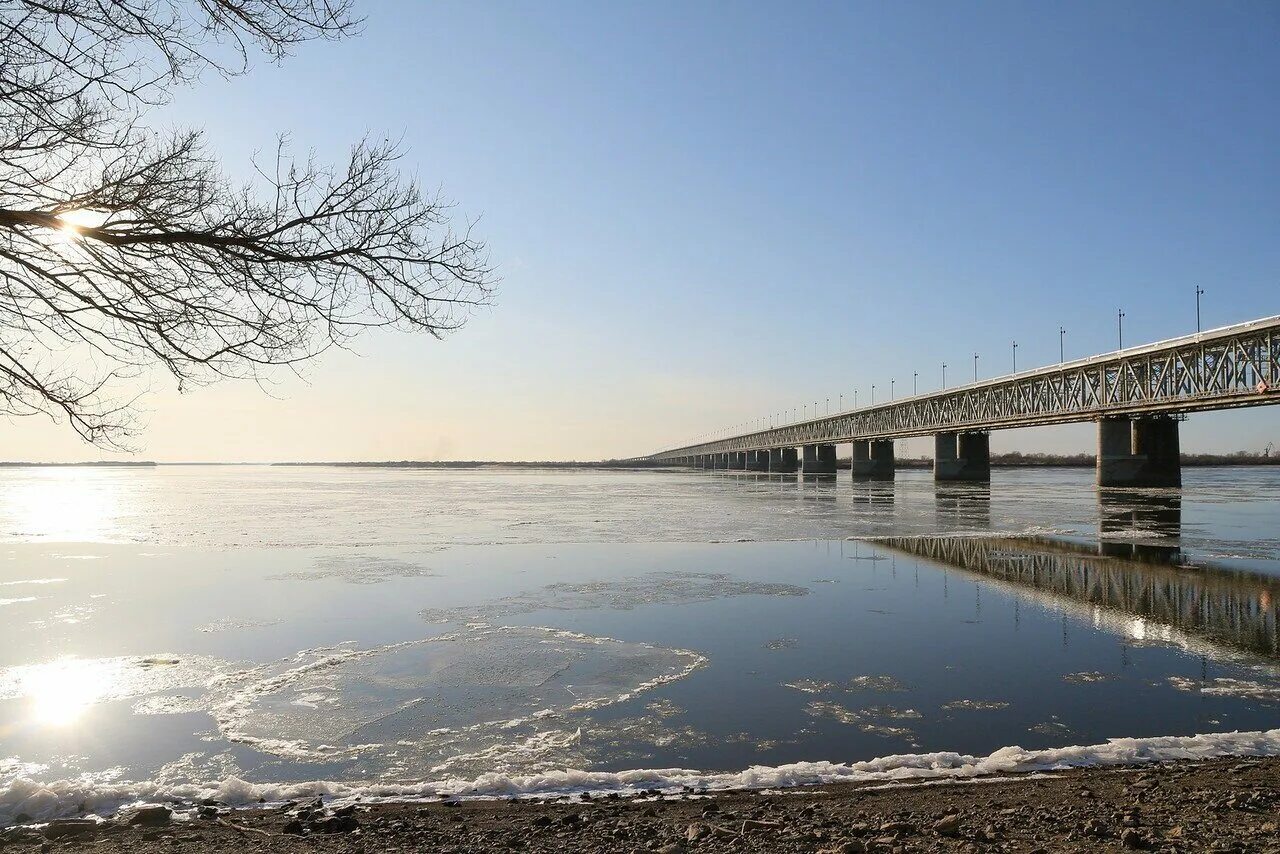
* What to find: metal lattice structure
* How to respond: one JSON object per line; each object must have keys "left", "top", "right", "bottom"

{"left": 877, "top": 535, "right": 1280, "bottom": 658}
{"left": 642, "top": 315, "right": 1280, "bottom": 461}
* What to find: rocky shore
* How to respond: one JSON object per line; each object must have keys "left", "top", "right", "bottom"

{"left": 4, "top": 756, "right": 1280, "bottom": 853}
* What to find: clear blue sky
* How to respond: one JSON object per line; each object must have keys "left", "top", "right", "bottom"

{"left": 19, "top": 1, "right": 1280, "bottom": 460}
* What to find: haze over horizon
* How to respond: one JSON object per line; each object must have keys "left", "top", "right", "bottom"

{"left": 8, "top": 1, "right": 1279, "bottom": 463}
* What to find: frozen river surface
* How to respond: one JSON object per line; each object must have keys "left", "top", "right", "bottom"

{"left": 1, "top": 465, "right": 1279, "bottom": 821}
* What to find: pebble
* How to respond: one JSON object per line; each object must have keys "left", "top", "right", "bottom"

{"left": 932, "top": 814, "right": 961, "bottom": 836}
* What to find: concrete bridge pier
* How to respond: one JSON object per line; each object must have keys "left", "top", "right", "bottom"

{"left": 768, "top": 447, "right": 798, "bottom": 473}
{"left": 1097, "top": 416, "right": 1181, "bottom": 487}
{"left": 745, "top": 450, "right": 768, "bottom": 471}
{"left": 729, "top": 452, "right": 747, "bottom": 470}
{"left": 934, "top": 431, "right": 991, "bottom": 481}
{"left": 802, "top": 443, "right": 837, "bottom": 475}
{"left": 852, "top": 439, "right": 895, "bottom": 480}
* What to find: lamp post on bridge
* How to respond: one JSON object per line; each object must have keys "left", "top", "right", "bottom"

{"left": 1059, "top": 327, "right": 1066, "bottom": 364}
{"left": 913, "top": 371, "right": 918, "bottom": 396}
{"left": 891, "top": 379, "right": 895, "bottom": 400}
{"left": 942, "top": 363, "right": 947, "bottom": 389}
{"left": 1012, "top": 341, "right": 1018, "bottom": 373}
{"left": 871, "top": 384, "right": 876, "bottom": 404}
{"left": 1196, "top": 286, "right": 1205, "bottom": 333}
{"left": 1117, "top": 309, "right": 1125, "bottom": 350}
{"left": 973, "top": 352, "right": 979, "bottom": 382}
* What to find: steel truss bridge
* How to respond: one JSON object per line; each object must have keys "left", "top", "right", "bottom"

{"left": 877, "top": 534, "right": 1280, "bottom": 659}
{"left": 639, "top": 314, "right": 1280, "bottom": 462}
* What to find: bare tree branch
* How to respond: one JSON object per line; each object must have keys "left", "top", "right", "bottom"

{"left": 0, "top": 1, "right": 495, "bottom": 448}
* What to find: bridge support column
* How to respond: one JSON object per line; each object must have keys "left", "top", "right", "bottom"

{"left": 729, "top": 452, "right": 746, "bottom": 470}
{"left": 768, "top": 447, "right": 798, "bottom": 473}
{"left": 745, "top": 450, "right": 768, "bottom": 471}
{"left": 802, "top": 443, "right": 836, "bottom": 475}
{"left": 934, "top": 432, "right": 990, "bottom": 481}
{"left": 1097, "top": 416, "right": 1181, "bottom": 487}
{"left": 852, "top": 439, "right": 895, "bottom": 480}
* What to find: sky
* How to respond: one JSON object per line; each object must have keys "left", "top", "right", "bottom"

{"left": 11, "top": 1, "right": 1280, "bottom": 461}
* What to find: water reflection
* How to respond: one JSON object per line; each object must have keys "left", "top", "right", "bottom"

{"left": 934, "top": 483, "right": 991, "bottom": 529}
{"left": 1098, "top": 490, "right": 1183, "bottom": 562}
{"left": 876, "top": 534, "right": 1280, "bottom": 659}
{"left": 851, "top": 481, "right": 895, "bottom": 507}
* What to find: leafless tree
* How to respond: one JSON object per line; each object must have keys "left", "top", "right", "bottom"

{"left": 0, "top": 1, "right": 494, "bottom": 448}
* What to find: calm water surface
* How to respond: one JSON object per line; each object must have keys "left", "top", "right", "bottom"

{"left": 1, "top": 465, "right": 1279, "bottom": 817}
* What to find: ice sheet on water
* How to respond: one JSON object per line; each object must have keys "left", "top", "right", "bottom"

{"left": 212, "top": 625, "right": 705, "bottom": 763}
{"left": 197, "top": 617, "right": 284, "bottom": 633}
{"left": 268, "top": 552, "right": 436, "bottom": 584}
{"left": 419, "top": 571, "right": 808, "bottom": 623}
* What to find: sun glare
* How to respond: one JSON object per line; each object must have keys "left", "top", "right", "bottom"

{"left": 18, "top": 657, "right": 119, "bottom": 727}
{"left": 3, "top": 469, "right": 121, "bottom": 541}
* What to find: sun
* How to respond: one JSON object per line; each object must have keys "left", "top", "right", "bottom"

{"left": 54, "top": 208, "right": 108, "bottom": 240}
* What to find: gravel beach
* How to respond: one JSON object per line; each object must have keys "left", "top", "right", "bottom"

{"left": 5, "top": 756, "right": 1280, "bottom": 853}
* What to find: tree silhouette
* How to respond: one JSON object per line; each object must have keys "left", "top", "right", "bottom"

{"left": 0, "top": 1, "right": 494, "bottom": 448}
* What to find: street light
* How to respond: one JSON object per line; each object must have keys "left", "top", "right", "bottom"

{"left": 973, "top": 352, "right": 979, "bottom": 382}
{"left": 1012, "top": 340, "right": 1018, "bottom": 373}
{"left": 913, "top": 371, "right": 918, "bottom": 395}
{"left": 891, "top": 378, "right": 895, "bottom": 400}
{"left": 1059, "top": 327, "right": 1066, "bottom": 364}
{"left": 1117, "top": 308, "right": 1125, "bottom": 350}
{"left": 1196, "top": 286, "right": 1205, "bottom": 333}
{"left": 942, "top": 363, "right": 947, "bottom": 388}
{"left": 871, "top": 384, "right": 876, "bottom": 404}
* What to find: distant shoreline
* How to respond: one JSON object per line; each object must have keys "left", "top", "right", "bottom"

{"left": 0, "top": 454, "right": 1274, "bottom": 469}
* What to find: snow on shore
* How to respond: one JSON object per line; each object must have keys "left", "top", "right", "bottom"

{"left": 5, "top": 728, "right": 1280, "bottom": 825}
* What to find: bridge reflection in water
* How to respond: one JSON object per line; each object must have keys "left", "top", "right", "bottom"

{"left": 874, "top": 523, "right": 1280, "bottom": 660}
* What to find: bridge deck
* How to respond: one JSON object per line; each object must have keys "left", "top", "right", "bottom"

{"left": 645, "top": 314, "right": 1280, "bottom": 461}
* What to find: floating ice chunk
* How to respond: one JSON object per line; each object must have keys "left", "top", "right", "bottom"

{"left": 942, "top": 699, "right": 1010, "bottom": 711}
{"left": 1167, "top": 676, "right": 1280, "bottom": 701}
{"left": 1062, "top": 671, "right": 1117, "bottom": 684}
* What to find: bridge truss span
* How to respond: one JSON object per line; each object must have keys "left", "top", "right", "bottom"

{"left": 644, "top": 314, "right": 1280, "bottom": 461}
